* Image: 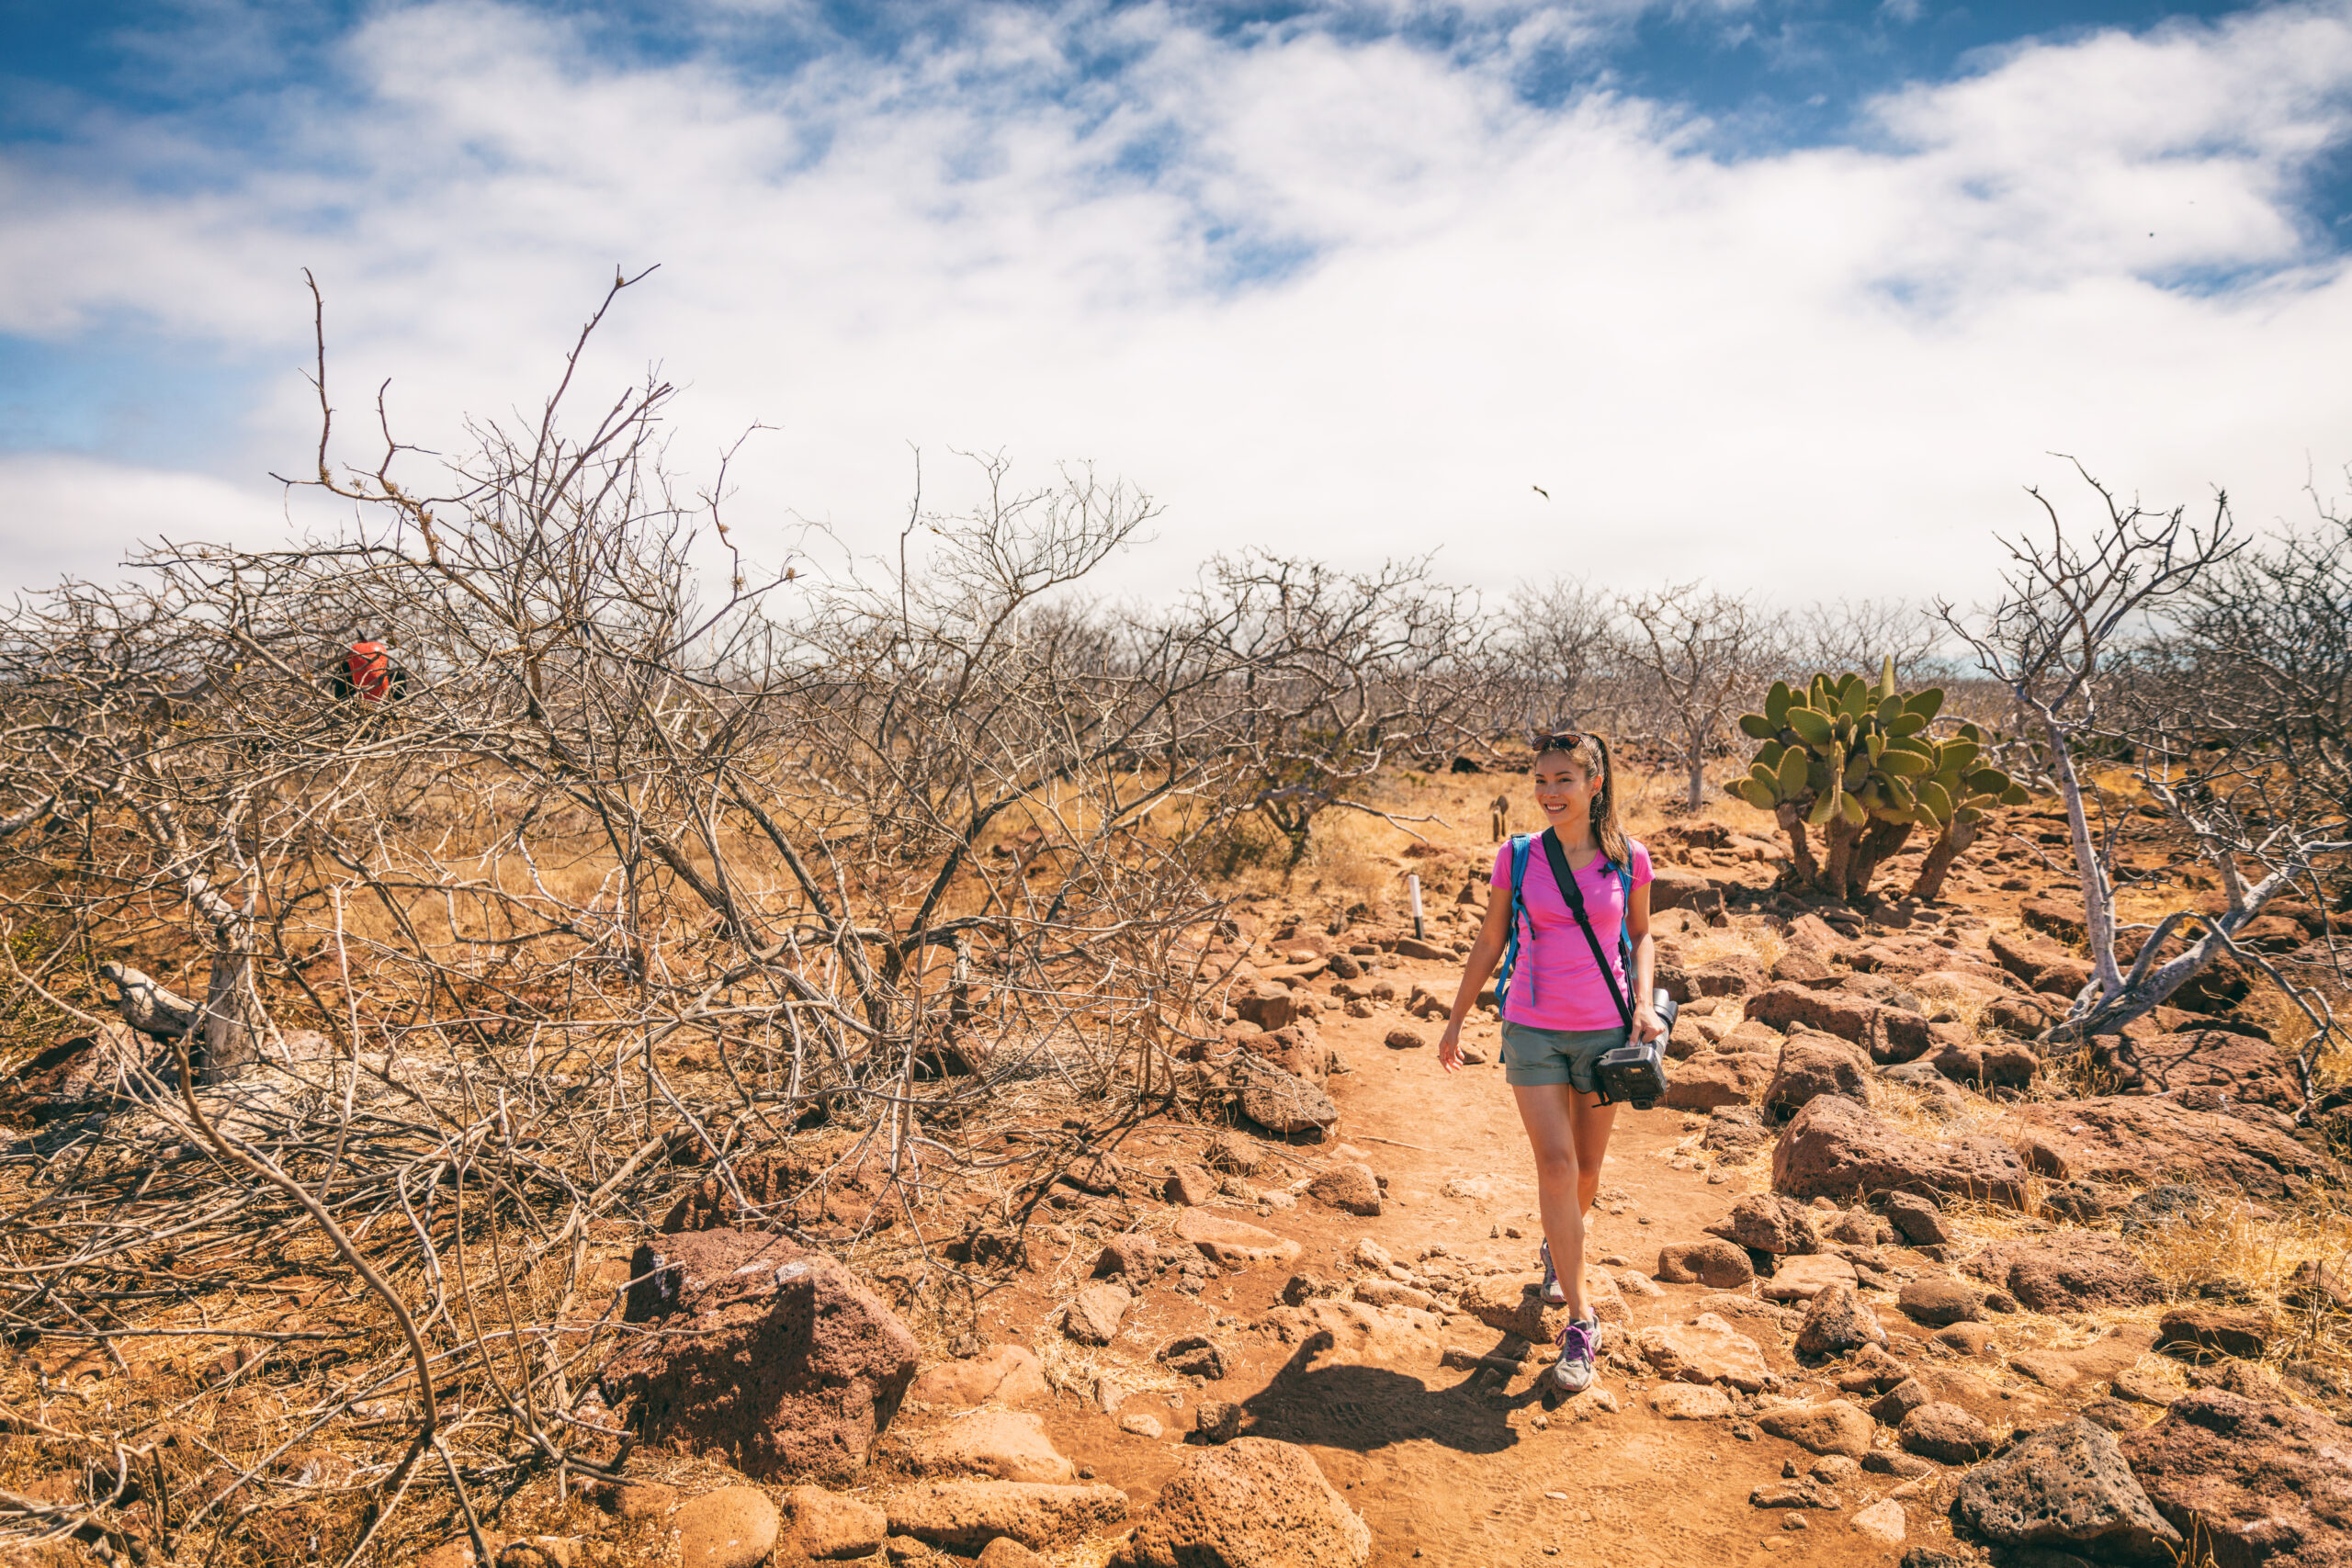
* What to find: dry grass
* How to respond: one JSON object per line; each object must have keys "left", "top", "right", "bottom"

{"left": 1674, "top": 921, "right": 1787, "bottom": 976}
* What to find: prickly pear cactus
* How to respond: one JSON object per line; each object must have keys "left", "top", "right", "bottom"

{"left": 1731, "top": 658, "right": 2029, "bottom": 902}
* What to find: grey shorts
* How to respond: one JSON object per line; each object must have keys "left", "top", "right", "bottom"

{"left": 1499, "top": 1021, "right": 1631, "bottom": 1091}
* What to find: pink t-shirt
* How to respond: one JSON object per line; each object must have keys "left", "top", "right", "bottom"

{"left": 1489, "top": 837, "right": 1654, "bottom": 1032}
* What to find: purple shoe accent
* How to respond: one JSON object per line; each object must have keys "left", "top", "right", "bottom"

{"left": 1552, "top": 1317, "right": 1598, "bottom": 1393}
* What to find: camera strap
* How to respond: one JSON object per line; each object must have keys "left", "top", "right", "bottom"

{"left": 1540, "top": 829, "right": 1635, "bottom": 1034}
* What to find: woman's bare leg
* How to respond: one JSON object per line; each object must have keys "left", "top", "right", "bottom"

{"left": 1569, "top": 1092, "right": 1620, "bottom": 1223}
{"left": 1513, "top": 1082, "right": 1589, "bottom": 1321}
{"left": 1513, "top": 1083, "right": 1623, "bottom": 1324}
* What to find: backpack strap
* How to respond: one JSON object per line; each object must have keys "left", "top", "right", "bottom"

{"left": 1539, "top": 829, "right": 1635, "bottom": 1033}
{"left": 1493, "top": 834, "right": 1536, "bottom": 1009}
{"left": 1615, "top": 843, "right": 1640, "bottom": 980}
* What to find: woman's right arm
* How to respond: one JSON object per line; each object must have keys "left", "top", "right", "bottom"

{"left": 1436, "top": 878, "right": 1514, "bottom": 1073}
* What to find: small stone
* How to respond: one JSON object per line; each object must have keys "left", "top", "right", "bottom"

{"left": 1193, "top": 1401, "right": 1242, "bottom": 1443}
{"left": 909, "top": 1407, "right": 1075, "bottom": 1484}
{"left": 1175, "top": 1209, "right": 1301, "bottom": 1269}
{"left": 782, "top": 1486, "right": 889, "bottom": 1561}
{"left": 1831, "top": 1344, "right": 1910, "bottom": 1394}
{"left": 1307, "top": 1163, "right": 1384, "bottom": 1217}
{"left": 2110, "top": 1366, "right": 2177, "bottom": 1405}
{"left": 601, "top": 1482, "right": 677, "bottom": 1521}
{"left": 1119, "top": 1412, "right": 1164, "bottom": 1438}
{"left": 1639, "top": 1314, "right": 1770, "bottom": 1393}
{"left": 1061, "top": 1282, "right": 1133, "bottom": 1347}
{"left": 1861, "top": 1451, "right": 1935, "bottom": 1479}
{"left": 1385, "top": 1027, "right": 1428, "bottom": 1050}
{"left": 1653, "top": 1385, "right": 1736, "bottom": 1419}
{"left": 1281, "top": 1273, "right": 1341, "bottom": 1305}
{"left": 1165, "top": 1165, "right": 1219, "bottom": 1206}
{"left": 1934, "top": 1322, "right": 1995, "bottom": 1357}
{"left": 1061, "top": 1151, "right": 1125, "bottom": 1195}
{"left": 884, "top": 1481, "right": 1130, "bottom": 1552}
{"left": 1878, "top": 1190, "right": 1951, "bottom": 1247}
{"left": 1868, "top": 1378, "right": 1932, "bottom": 1427}
{"left": 1757, "top": 1401, "right": 1874, "bottom": 1458}
{"left": 672, "top": 1486, "right": 783, "bottom": 1568}
{"left": 1708, "top": 1193, "right": 1822, "bottom": 1254}
{"left": 1758, "top": 1253, "right": 1860, "bottom": 1303}
{"left": 1095, "top": 1234, "right": 1158, "bottom": 1280}
{"left": 1204, "top": 1132, "right": 1263, "bottom": 1176}
{"left": 976, "top": 1539, "right": 1049, "bottom": 1568}
{"left": 1155, "top": 1335, "right": 1228, "bottom": 1381}
{"left": 1897, "top": 1277, "right": 1986, "bottom": 1326}
{"left": 1899, "top": 1402, "right": 1996, "bottom": 1464}
{"left": 1851, "top": 1499, "right": 1905, "bottom": 1544}
{"left": 2157, "top": 1305, "right": 2274, "bottom": 1362}
{"left": 1794, "top": 1284, "right": 1887, "bottom": 1359}
{"left": 1655, "top": 1239, "right": 1755, "bottom": 1289}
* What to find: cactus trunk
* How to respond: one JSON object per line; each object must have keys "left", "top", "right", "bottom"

{"left": 1844, "top": 818, "right": 1913, "bottom": 902}
{"left": 1910, "top": 814, "right": 1981, "bottom": 903}
{"left": 1773, "top": 800, "right": 1821, "bottom": 886}
{"left": 1820, "top": 813, "right": 1863, "bottom": 896}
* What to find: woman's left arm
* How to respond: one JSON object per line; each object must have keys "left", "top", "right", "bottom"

{"left": 1626, "top": 880, "right": 1665, "bottom": 1043}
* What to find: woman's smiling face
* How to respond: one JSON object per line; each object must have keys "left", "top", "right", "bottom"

{"left": 1532, "top": 751, "right": 1601, "bottom": 832}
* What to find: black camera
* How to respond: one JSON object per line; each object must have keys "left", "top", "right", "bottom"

{"left": 1594, "top": 988, "right": 1678, "bottom": 1111}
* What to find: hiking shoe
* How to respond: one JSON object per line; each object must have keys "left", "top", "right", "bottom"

{"left": 1551, "top": 1317, "right": 1599, "bottom": 1394}
{"left": 1539, "top": 1240, "right": 1567, "bottom": 1306}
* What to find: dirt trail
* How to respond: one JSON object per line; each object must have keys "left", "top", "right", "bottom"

{"left": 974, "top": 944, "right": 2005, "bottom": 1568}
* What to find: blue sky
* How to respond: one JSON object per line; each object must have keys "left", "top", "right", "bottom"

{"left": 4, "top": 1, "right": 2351, "bottom": 597}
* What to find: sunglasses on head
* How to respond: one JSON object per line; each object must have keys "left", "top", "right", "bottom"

{"left": 1538, "top": 732, "right": 1603, "bottom": 752}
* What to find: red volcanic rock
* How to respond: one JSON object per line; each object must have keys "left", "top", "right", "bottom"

{"left": 1961, "top": 1234, "right": 2161, "bottom": 1314}
{"left": 2120, "top": 1391, "right": 2352, "bottom": 1568}
{"left": 598, "top": 1228, "right": 919, "bottom": 1483}
{"left": 1999, "top": 1096, "right": 2336, "bottom": 1201}
{"left": 1770, "top": 1096, "right": 2030, "bottom": 1208}
{"left": 2085, "top": 1030, "right": 2300, "bottom": 1110}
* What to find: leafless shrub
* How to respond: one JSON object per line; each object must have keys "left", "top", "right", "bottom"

{"left": 1789, "top": 596, "right": 1942, "bottom": 687}
{"left": 0, "top": 275, "right": 1240, "bottom": 1561}
{"left": 1496, "top": 575, "right": 1618, "bottom": 737}
{"left": 1938, "top": 463, "right": 2348, "bottom": 1097}
{"left": 1184, "top": 553, "right": 1487, "bottom": 866}
{"left": 1615, "top": 583, "right": 1782, "bottom": 811}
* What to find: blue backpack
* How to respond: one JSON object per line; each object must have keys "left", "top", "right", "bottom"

{"left": 1493, "top": 831, "right": 1638, "bottom": 1013}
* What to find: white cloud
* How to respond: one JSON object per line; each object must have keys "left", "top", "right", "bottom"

{"left": 2, "top": 0, "right": 2350, "bottom": 607}
{"left": 0, "top": 453, "right": 285, "bottom": 581}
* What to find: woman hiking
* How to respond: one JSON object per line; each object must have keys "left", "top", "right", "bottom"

{"left": 1435, "top": 731, "right": 1664, "bottom": 1394}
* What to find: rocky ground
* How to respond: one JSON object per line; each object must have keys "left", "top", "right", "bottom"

{"left": 12, "top": 787, "right": 2352, "bottom": 1568}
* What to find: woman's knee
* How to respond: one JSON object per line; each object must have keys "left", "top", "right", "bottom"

{"left": 1532, "top": 1149, "right": 1578, "bottom": 1187}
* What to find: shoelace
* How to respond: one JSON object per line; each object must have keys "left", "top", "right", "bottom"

{"left": 1556, "top": 1320, "right": 1596, "bottom": 1364}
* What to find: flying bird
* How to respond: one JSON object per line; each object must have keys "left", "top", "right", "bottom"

{"left": 1532, "top": 486, "right": 1549, "bottom": 500}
